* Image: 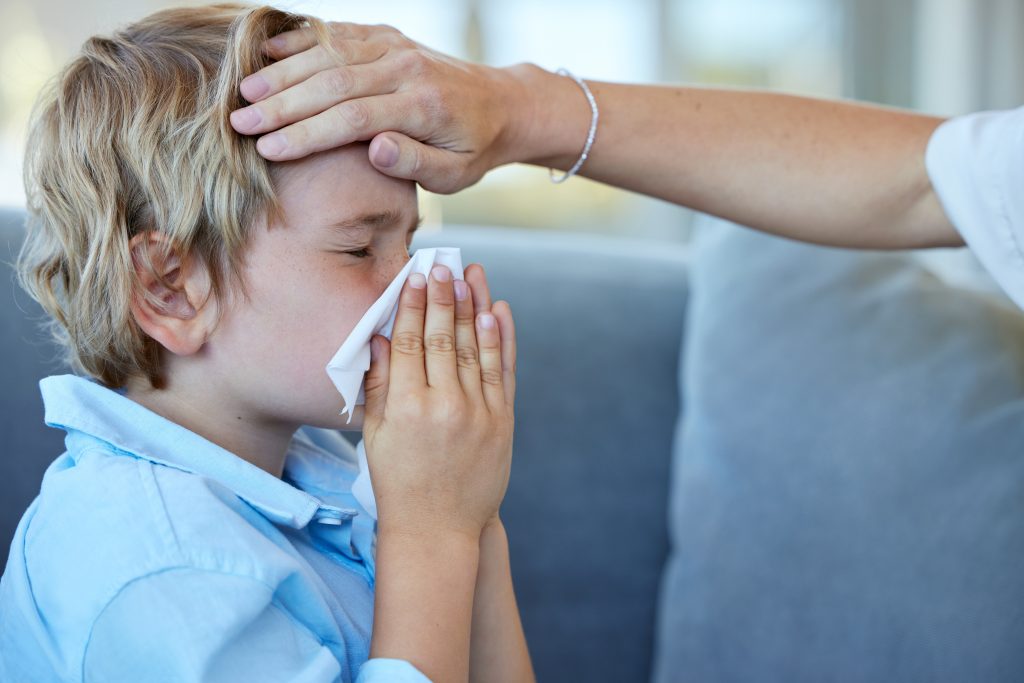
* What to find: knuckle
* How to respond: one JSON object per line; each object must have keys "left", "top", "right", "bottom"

{"left": 409, "top": 144, "right": 425, "bottom": 176}
{"left": 263, "top": 96, "right": 289, "bottom": 127}
{"left": 431, "top": 395, "right": 461, "bottom": 422}
{"left": 426, "top": 332, "right": 455, "bottom": 353}
{"left": 363, "top": 373, "right": 385, "bottom": 395}
{"left": 395, "top": 49, "right": 425, "bottom": 73}
{"left": 481, "top": 368, "right": 503, "bottom": 386}
{"left": 334, "top": 100, "right": 370, "bottom": 131}
{"left": 456, "top": 345, "right": 479, "bottom": 368}
{"left": 431, "top": 291, "right": 454, "bottom": 308}
{"left": 392, "top": 332, "right": 423, "bottom": 356}
{"left": 319, "top": 67, "right": 353, "bottom": 98}
{"left": 395, "top": 394, "right": 428, "bottom": 420}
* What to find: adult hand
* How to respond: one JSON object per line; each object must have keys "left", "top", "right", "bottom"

{"left": 361, "top": 263, "right": 516, "bottom": 541}
{"left": 230, "top": 23, "right": 533, "bottom": 193}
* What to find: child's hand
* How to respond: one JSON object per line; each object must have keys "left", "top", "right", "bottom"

{"left": 361, "top": 263, "right": 516, "bottom": 542}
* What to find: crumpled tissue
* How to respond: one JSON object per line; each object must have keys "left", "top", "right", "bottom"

{"left": 325, "top": 247, "right": 464, "bottom": 521}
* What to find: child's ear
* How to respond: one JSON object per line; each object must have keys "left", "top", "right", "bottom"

{"left": 128, "top": 232, "right": 217, "bottom": 356}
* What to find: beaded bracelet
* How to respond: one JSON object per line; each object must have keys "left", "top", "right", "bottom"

{"left": 549, "top": 68, "right": 600, "bottom": 184}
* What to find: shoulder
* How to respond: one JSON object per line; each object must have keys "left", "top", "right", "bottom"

{"left": 81, "top": 566, "right": 341, "bottom": 683}
{"left": 26, "top": 444, "right": 295, "bottom": 580}
{"left": 5, "top": 447, "right": 302, "bottom": 673}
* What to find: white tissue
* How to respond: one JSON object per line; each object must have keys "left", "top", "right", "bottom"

{"left": 326, "top": 247, "right": 465, "bottom": 521}
{"left": 325, "top": 247, "right": 464, "bottom": 423}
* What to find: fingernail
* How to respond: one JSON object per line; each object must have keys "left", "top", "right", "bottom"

{"left": 257, "top": 132, "right": 287, "bottom": 157}
{"left": 229, "top": 106, "right": 262, "bottom": 131}
{"left": 408, "top": 272, "right": 427, "bottom": 289}
{"left": 454, "top": 280, "right": 469, "bottom": 301}
{"left": 240, "top": 75, "right": 270, "bottom": 101}
{"left": 373, "top": 137, "right": 399, "bottom": 168}
{"left": 369, "top": 336, "right": 380, "bottom": 360}
{"left": 431, "top": 265, "right": 451, "bottom": 283}
{"left": 478, "top": 313, "right": 496, "bottom": 330}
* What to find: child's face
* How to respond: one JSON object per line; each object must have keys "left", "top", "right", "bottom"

{"left": 205, "top": 144, "right": 418, "bottom": 430}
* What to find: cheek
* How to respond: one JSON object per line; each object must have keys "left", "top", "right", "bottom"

{"left": 269, "top": 270, "right": 387, "bottom": 420}
{"left": 273, "top": 265, "right": 382, "bottom": 367}
{"left": 212, "top": 240, "right": 409, "bottom": 417}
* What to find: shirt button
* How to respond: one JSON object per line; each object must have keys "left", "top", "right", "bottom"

{"left": 317, "top": 516, "right": 343, "bottom": 526}
{"left": 313, "top": 507, "right": 357, "bottom": 525}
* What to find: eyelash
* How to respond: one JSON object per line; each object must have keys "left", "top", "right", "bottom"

{"left": 341, "top": 245, "right": 413, "bottom": 259}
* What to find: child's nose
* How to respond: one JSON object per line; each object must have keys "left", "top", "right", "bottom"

{"left": 376, "top": 252, "right": 411, "bottom": 294}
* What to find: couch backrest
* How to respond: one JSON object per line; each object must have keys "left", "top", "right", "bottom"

{"left": 1, "top": 208, "right": 68, "bottom": 566}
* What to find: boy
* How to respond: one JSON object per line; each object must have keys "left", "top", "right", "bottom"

{"left": 0, "top": 4, "right": 532, "bottom": 682}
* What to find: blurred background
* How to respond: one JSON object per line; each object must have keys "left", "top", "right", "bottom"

{"left": 1, "top": 0, "right": 1023, "bottom": 243}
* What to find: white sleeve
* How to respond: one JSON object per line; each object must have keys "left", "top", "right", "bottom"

{"left": 925, "top": 106, "right": 1024, "bottom": 310}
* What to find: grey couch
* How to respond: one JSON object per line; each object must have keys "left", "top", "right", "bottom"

{"left": 0, "top": 207, "right": 689, "bottom": 683}
{"left": 9, "top": 201, "right": 1024, "bottom": 682}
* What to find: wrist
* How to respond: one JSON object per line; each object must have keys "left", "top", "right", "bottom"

{"left": 371, "top": 523, "right": 480, "bottom": 679}
{"left": 377, "top": 515, "right": 485, "bottom": 547}
{"left": 377, "top": 523, "right": 481, "bottom": 559}
{"left": 480, "top": 514, "right": 505, "bottom": 540}
{"left": 495, "top": 62, "right": 589, "bottom": 170}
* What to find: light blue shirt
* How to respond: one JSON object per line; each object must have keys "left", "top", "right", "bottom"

{"left": 0, "top": 374, "right": 430, "bottom": 683}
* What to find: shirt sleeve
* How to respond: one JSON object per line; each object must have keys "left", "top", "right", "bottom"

{"left": 355, "top": 658, "right": 433, "bottom": 683}
{"left": 925, "top": 106, "right": 1024, "bottom": 310}
{"left": 82, "top": 568, "right": 344, "bottom": 682}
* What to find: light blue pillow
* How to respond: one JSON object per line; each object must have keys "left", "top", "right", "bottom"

{"left": 653, "top": 220, "right": 1024, "bottom": 682}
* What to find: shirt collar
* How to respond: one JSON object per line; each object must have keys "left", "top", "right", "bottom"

{"left": 39, "top": 374, "right": 351, "bottom": 529}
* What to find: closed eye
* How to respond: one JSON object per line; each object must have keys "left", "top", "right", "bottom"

{"left": 342, "top": 247, "right": 372, "bottom": 258}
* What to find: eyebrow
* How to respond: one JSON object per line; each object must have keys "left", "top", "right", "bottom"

{"left": 327, "top": 209, "right": 423, "bottom": 233}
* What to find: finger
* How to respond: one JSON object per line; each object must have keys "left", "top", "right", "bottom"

{"left": 239, "top": 41, "right": 387, "bottom": 104}
{"left": 476, "top": 311, "right": 504, "bottom": 412}
{"left": 234, "top": 63, "right": 397, "bottom": 135}
{"left": 388, "top": 272, "right": 428, "bottom": 395}
{"left": 453, "top": 278, "right": 482, "bottom": 400}
{"left": 463, "top": 263, "right": 493, "bottom": 316}
{"left": 363, "top": 335, "right": 391, "bottom": 419}
{"left": 423, "top": 265, "right": 458, "bottom": 389}
{"left": 492, "top": 300, "right": 517, "bottom": 408}
{"left": 262, "top": 22, "right": 373, "bottom": 60}
{"left": 368, "top": 132, "right": 471, "bottom": 195}
{"left": 254, "top": 93, "right": 425, "bottom": 161}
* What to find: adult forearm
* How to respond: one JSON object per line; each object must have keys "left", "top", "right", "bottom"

{"left": 235, "top": 26, "right": 962, "bottom": 250}
{"left": 503, "top": 64, "right": 962, "bottom": 250}
{"left": 468, "top": 519, "right": 534, "bottom": 683}
{"left": 370, "top": 528, "right": 480, "bottom": 682}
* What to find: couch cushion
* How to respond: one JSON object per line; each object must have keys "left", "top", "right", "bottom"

{"left": 653, "top": 220, "right": 1024, "bottom": 682}
{"left": 0, "top": 209, "right": 68, "bottom": 571}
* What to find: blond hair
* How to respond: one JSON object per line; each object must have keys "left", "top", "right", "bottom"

{"left": 18, "top": 3, "right": 332, "bottom": 389}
